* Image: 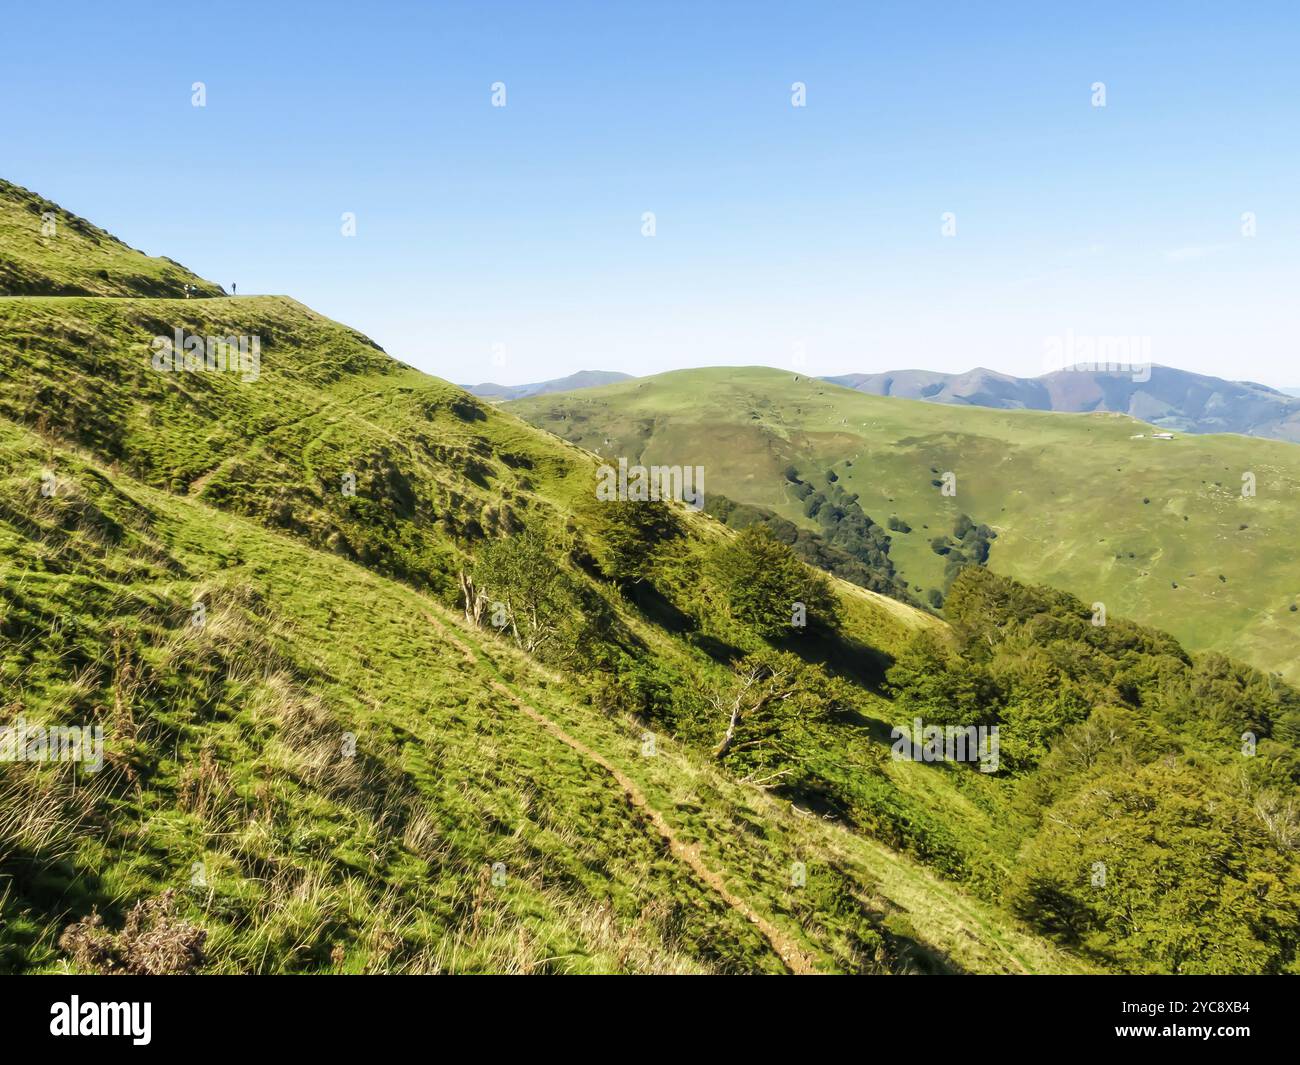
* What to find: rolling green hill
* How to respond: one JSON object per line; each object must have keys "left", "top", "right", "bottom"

{"left": 0, "top": 182, "right": 1096, "bottom": 975}
{"left": 3, "top": 184, "right": 1297, "bottom": 976}
{"left": 8, "top": 413, "right": 1046, "bottom": 974}
{"left": 510, "top": 366, "right": 1300, "bottom": 683}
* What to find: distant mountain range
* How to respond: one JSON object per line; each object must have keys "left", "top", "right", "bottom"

{"left": 465, "top": 365, "right": 1300, "bottom": 443}
{"left": 462, "top": 370, "right": 633, "bottom": 401}
{"left": 822, "top": 366, "right": 1300, "bottom": 443}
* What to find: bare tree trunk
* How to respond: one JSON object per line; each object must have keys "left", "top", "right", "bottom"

{"left": 712, "top": 666, "right": 794, "bottom": 761}
{"left": 713, "top": 695, "right": 744, "bottom": 759}
{"left": 459, "top": 571, "right": 488, "bottom": 628}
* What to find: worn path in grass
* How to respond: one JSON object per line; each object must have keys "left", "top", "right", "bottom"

{"left": 424, "top": 611, "right": 820, "bottom": 975}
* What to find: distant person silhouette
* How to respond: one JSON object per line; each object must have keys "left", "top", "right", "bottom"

{"left": 232, "top": 283, "right": 237, "bottom": 295}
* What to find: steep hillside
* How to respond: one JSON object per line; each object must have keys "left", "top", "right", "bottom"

{"left": 0, "top": 313, "right": 1065, "bottom": 973}
{"left": 0, "top": 179, "right": 223, "bottom": 299}
{"left": 510, "top": 367, "right": 1300, "bottom": 682}
{"left": 826, "top": 365, "right": 1300, "bottom": 443}
{"left": 9, "top": 415, "right": 1061, "bottom": 974}
{"left": 0, "top": 185, "right": 1094, "bottom": 975}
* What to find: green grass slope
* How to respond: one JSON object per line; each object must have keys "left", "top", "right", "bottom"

{"left": 0, "top": 187, "right": 1088, "bottom": 974}
{"left": 0, "top": 179, "right": 222, "bottom": 298}
{"left": 510, "top": 366, "right": 1300, "bottom": 682}
{"left": 8, "top": 184, "right": 1293, "bottom": 975}
{"left": 0, "top": 340, "right": 1071, "bottom": 974}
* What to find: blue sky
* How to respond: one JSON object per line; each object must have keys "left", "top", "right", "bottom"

{"left": 4, "top": 1, "right": 1297, "bottom": 385}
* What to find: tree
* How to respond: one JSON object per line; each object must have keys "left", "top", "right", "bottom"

{"left": 465, "top": 529, "right": 585, "bottom": 662}
{"left": 707, "top": 524, "right": 838, "bottom": 639}
{"left": 1009, "top": 761, "right": 1300, "bottom": 973}
{"left": 885, "top": 628, "right": 1000, "bottom": 726}
{"left": 708, "top": 651, "right": 846, "bottom": 788}
{"left": 585, "top": 498, "right": 682, "bottom": 585}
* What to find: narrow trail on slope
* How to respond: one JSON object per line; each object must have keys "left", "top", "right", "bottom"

{"left": 423, "top": 610, "right": 819, "bottom": 975}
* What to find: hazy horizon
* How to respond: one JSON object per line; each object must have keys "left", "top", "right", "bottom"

{"left": 460, "top": 361, "right": 1300, "bottom": 391}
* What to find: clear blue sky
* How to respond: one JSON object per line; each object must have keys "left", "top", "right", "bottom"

{"left": 4, "top": 1, "right": 1297, "bottom": 385}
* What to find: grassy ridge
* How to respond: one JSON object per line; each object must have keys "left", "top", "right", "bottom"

{"left": 510, "top": 366, "right": 1300, "bottom": 681}
{"left": 0, "top": 180, "right": 222, "bottom": 298}
{"left": 0, "top": 201, "right": 1073, "bottom": 971}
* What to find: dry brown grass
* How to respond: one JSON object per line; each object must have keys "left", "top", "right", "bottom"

{"left": 0, "top": 758, "right": 98, "bottom": 863}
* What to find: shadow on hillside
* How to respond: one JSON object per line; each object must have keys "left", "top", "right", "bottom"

{"left": 689, "top": 632, "right": 748, "bottom": 666}
{"left": 780, "top": 629, "right": 895, "bottom": 693}
{"left": 854, "top": 711, "right": 904, "bottom": 747}
{"left": 882, "top": 924, "right": 965, "bottom": 975}
{"left": 0, "top": 852, "right": 118, "bottom": 972}
{"left": 774, "top": 777, "right": 855, "bottom": 823}
{"left": 617, "top": 580, "right": 755, "bottom": 666}
{"left": 625, "top": 581, "right": 695, "bottom": 636}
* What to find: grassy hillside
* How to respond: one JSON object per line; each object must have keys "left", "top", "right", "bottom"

{"left": 0, "top": 310, "right": 1072, "bottom": 973}
{"left": 3, "top": 184, "right": 1295, "bottom": 976}
{"left": 511, "top": 366, "right": 1300, "bottom": 683}
{"left": 0, "top": 189, "right": 1084, "bottom": 973}
{"left": 6, "top": 414, "right": 1075, "bottom": 974}
{"left": 0, "top": 179, "right": 222, "bottom": 298}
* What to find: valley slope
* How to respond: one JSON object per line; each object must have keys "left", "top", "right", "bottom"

{"left": 5, "top": 182, "right": 1297, "bottom": 977}
{"left": 511, "top": 366, "right": 1300, "bottom": 682}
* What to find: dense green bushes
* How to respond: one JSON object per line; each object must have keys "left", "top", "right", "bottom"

{"left": 927, "top": 513, "right": 997, "bottom": 591}
{"left": 886, "top": 565, "right": 1300, "bottom": 971}
{"left": 1009, "top": 761, "right": 1300, "bottom": 973}
{"left": 704, "top": 525, "right": 838, "bottom": 640}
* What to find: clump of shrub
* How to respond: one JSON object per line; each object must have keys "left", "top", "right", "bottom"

{"left": 59, "top": 890, "right": 206, "bottom": 975}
